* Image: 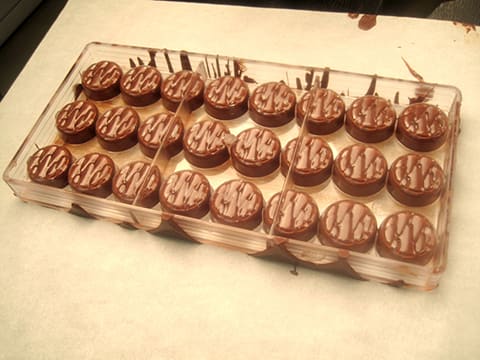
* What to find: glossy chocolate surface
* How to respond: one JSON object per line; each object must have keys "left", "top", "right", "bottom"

{"left": 319, "top": 200, "right": 376, "bottom": 253}
{"left": 210, "top": 179, "right": 263, "bottom": 229}
{"left": 377, "top": 211, "right": 436, "bottom": 265}
{"left": 249, "top": 82, "right": 296, "bottom": 127}
{"left": 296, "top": 88, "right": 345, "bottom": 135}
{"left": 27, "top": 145, "right": 73, "bottom": 188}
{"left": 120, "top": 65, "right": 162, "bottom": 106}
{"left": 333, "top": 144, "right": 387, "bottom": 196}
{"left": 231, "top": 127, "right": 281, "bottom": 177}
{"left": 68, "top": 153, "right": 115, "bottom": 198}
{"left": 112, "top": 161, "right": 161, "bottom": 207}
{"left": 346, "top": 95, "right": 396, "bottom": 143}
{"left": 161, "top": 70, "right": 204, "bottom": 112}
{"left": 183, "top": 120, "right": 230, "bottom": 168}
{"left": 81, "top": 61, "right": 122, "bottom": 101}
{"left": 56, "top": 100, "right": 98, "bottom": 144}
{"left": 160, "top": 170, "right": 211, "bottom": 218}
{"left": 96, "top": 106, "right": 139, "bottom": 151}
{"left": 280, "top": 135, "right": 333, "bottom": 186}
{"left": 138, "top": 112, "right": 184, "bottom": 158}
{"left": 387, "top": 153, "right": 444, "bottom": 207}
{"left": 263, "top": 190, "right": 318, "bottom": 241}
{"left": 204, "top": 76, "right": 249, "bottom": 120}
{"left": 396, "top": 103, "right": 448, "bottom": 152}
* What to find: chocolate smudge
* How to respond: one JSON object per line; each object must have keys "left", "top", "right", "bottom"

{"left": 148, "top": 50, "right": 157, "bottom": 67}
{"left": 225, "top": 58, "right": 231, "bottom": 76}
{"left": 205, "top": 56, "right": 212, "bottom": 78}
{"left": 365, "top": 75, "right": 377, "bottom": 95}
{"left": 164, "top": 51, "right": 174, "bottom": 73}
{"left": 216, "top": 55, "right": 221, "bottom": 78}
{"left": 296, "top": 78, "right": 302, "bottom": 90}
{"left": 402, "top": 57, "right": 424, "bottom": 82}
{"left": 358, "top": 14, "right": 377, "bottom": 31}
{"left": 320, "top": 68, "right": 330, "bottom": 89}
{"left": 394, "top": 91, "right": 400, "bottom": 104}
{"left": 305, "top": 69, "right": 314, "bottom": 91}
{"left": 243, "top": 75, "right": 257, "bottom": 84}
{"left": 348, "top": 13, "right": 359, "bottom": 19}
{"left": 137, "top": 57, "right": 144, "bottom": 66}
{"left": 129, "top": 58, "right": 136, "bottom": 68}
{"left": 180, "top": 52, "right": 192, "bottom": 71}
{"left": 234, "top": 59, "right": 246, "bottom": 78}
{"left": 74, "top": 84, "right": 83, "bottom": 100}
{"left": 453, "top": 21, "right": 476, "bottom": 34}
{"left": 409, "top": 85, "right": 434, "bottom": 104}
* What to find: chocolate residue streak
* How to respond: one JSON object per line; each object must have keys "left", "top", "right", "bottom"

{"left": 233, "top": 59, "right": 246, "bottom": 78}
{"left": 290, "top": 265, "right": 299, "bottom": 276}
{"left": 216, "top": 55, "right": 221, "bottom": 78}
{"left": 358, "top": 14, "right": 377, "bottom": 31}
{"left": 74, "top": 84, "right": 83, "bottom": 100}
{"left": 137, "top": 57, "right": 144, "bottom": 66}
{"left": 243, "top": 75, "right": 257, "bottom": 84}
{"left": 164, "top": 51, "right": 174, "bottom": 73}
{"left": 401, "top": 57, "right": 424, "bottom": 82}
{"left": 409, "top": 86, "right": 434, "bottom": 104}
{"left": 225, "top": 58, "right": 231, "bottom": 76}
{"left": 394, "top": 91, "right": 400, "bottom": 104}
{"left": 180, "top": 52, "right": 192, "bottom": 71}
{"left": 211, "top": 64, "right": 218, "bottom": 78}
{"left": 148, "top": 50, "right": 157, "bottom": 67}
{"left": 453, "top": 21, "right": 476, "bottom": 33}
{"left": 321, "top": 68, "right": 330, "bottom": 89}
{"left": 365, "top": 75, "right": 377, "bottom": 95}
{"left": 348, "top": 13, "right": 359, "bottom": 19}
{"left": 129, "top": 58, "right": 136, "bottom": 68}
{"left": 305, "top": 69, "right": 314, "bottom": 91}
{"left": 204, "top": 56, "right": 211, "bottom": 78}
{"left": 296, "top": 78, "right": 302, "bottom": 90}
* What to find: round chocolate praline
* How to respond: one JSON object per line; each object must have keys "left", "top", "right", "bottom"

{"left": 138, "top": 112, "right": 184, "bottom": 158}
{"left": 81, "top": 60, "right": 123, "bottom": 101}
{"left": 280, "top": 135, "right": 333, "bottom": 187}
{"left": 120, "top": 65, "right": 162, "bottom": 107}
{"left": 319, "top": 200, "right": 377, "bottom": 253}
{"left": 263, "top": 190, "right": 318, "bottom": 241}
{"left": 387, "top": 153, "right": 444, "bottom": 207}
{"left": 396, "top": 103, "right": 448, "bottom": 152}
{"left": 112, "top": 161, "right": 161, "bottom": 208}
{"left": 231, "top": 127, "right": 281, "bottom": 178}
{"left": 345, "top": 95, "right": 396, "bottom": 143}
{"left": 210, "top": 179, "right": 263, "bottom": 230}
{"left": 161, "top": 70, "right": 204, "bottom": 112}
{"left": 333, "top": 144, "right": 388, "bottom": 197}
{"left": 68, "top": 152, "right": 115, "bottom": 198}
{"left": 96, "top": 106, "right": 140, "bottom": 151}
{"left": 56, "top": 100, "right": 98, "bottom": 144}
{"left": 204, "top": 76, "right": 249, "bottom": 120}
{"left": 159, "top": 170, "right": 211, "bottom": 219}
{"left": 296, "top": 88, "right": 345, "bottom": 135}
{"left": 27, "top": 144, "right": 73, "bottom": 188}
{"left": 249, "top": 82, "right": 296, "bottom": 127}
{"left": 183, "top": 120, "right": 230, "bottom": 168}
{"left": 377, "top": 211, "right": 436, "bottom": 265}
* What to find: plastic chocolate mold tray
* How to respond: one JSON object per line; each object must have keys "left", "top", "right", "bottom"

{"left": 3, "top": 42, "right": 462, "bottom": 290}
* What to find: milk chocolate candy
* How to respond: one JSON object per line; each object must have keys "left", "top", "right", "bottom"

{"left": 68, "top": 153, "right": 115, "bottom": 198}
{"left": 159, "top": 170, "right": 211, "bottom": 218}
{"left": 280, "top": 135, "right": 333, "bottom": 187}
{"left": 319, "top": 200, "right": 377, "bottom": 253}
{"left": 161, "top": 70, "right": 204, "bottom": 112}
{"left": 210, "top": 179, "right": 263, "bottom": 230}
{"left": 333, "top": 144, "right": 387, "bottom": 197}
{"left": 345, "top": 95, "right": 396, "bottom": 143}
{"left": 96, "top": 106, "right": 140, "bottom": 151}
{"left": 377, "top": 211, "right": 436, "bottom": 265}
{"left": 387, "top": 153, "right": 444, "bottom": 207}
{"left": 396, "top": 103, "right": 448, "bottom": 152}
{"left": 81, "top": 61, "right": 123, "bottom": 101}
{"left": 231, "top": 127, "right": 281, "bottom": 177}
{"left": 296, "top": 88, "right": 345, "bottom": 135}
{"left": 183, "top": 120, "right": 230, "bottom": 168}
{"left": 249, "top": 82, "right": 296, "bottom": 127}
{"left": 27, "top": 145, "right": 73, "bottom": 188}
{"left": 120, "top": 65, "right": 162, "bottom": 106}
{"left": 263, "top": 190, "right": 318, "bottom": 241}
{"left": 204, "top": 76, "right": 249, "bottom": 120}
{"left": 112, "top": 161, "right": 161, "bottom": 208}
{"left": 138, "top": 112, "right": 184, "bottom": 158}
{"left": 56, "top": 100, "right": 98, "bottom": 144}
